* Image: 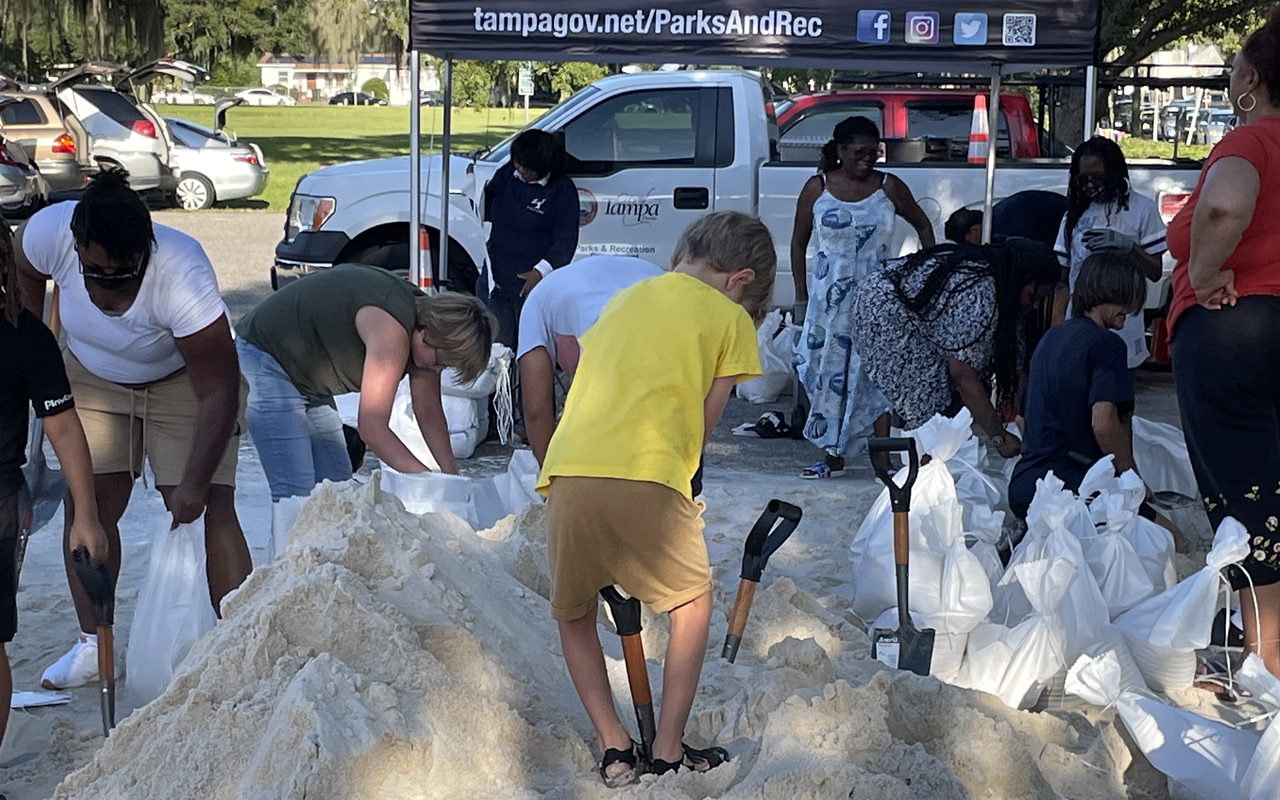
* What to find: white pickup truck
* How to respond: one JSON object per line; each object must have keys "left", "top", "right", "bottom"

{"left": 273, "top": 69, "right": 1202, "bottom": 309}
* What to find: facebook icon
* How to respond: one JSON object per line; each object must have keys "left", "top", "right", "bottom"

{"left": 857, "top": 10, "right": 893, "bottom": 44}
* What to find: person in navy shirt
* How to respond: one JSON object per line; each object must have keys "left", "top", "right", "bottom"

{"left": 1010, "top": 251, "right": 1182, "bottom": 550}
{"left": 482, "top": 130, "right": 580, "bottom": 350}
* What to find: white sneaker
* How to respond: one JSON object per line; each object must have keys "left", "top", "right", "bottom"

{"left": 40, "top": 634, "right": 99, "bottom": 689}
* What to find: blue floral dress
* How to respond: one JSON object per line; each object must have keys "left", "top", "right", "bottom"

{"left": 796, "top": 178, "right": 895, "bottom": 458}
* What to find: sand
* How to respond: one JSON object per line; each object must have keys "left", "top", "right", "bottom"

{"left": 12, "top": 473, "right": 1152, "bottom": 800}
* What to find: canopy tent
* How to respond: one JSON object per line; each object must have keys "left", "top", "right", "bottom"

{"left": 407, "top": 0, "right": 1102, "bottom": 284}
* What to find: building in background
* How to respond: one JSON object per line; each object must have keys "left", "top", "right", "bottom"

{"left": 256, "top": 54, "right": 440, "bottom": 105}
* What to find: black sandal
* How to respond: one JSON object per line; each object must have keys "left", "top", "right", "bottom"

{"left": 682, "top": 743, "right": 730, "bottom": 772}
{"left": 599, "top": 740, "right": 641, "bottom": 788}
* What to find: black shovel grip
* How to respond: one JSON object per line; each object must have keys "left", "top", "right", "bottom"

{"left": 599, "top": 586, "right": 642, "bottom": 637}
{"left": 71, "top": 546, "right": 115, "bottom": 627}
{"left": 740, "top": 500, "right": 802, "bottom": 582}
{"left": 868, "top": 437, "right": 919, "bottom": 513}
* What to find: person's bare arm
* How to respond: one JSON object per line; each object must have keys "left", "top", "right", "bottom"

{"left": 353, "top": 306, "right": 430, "bottom": 473}
{"left": 408, "top": 365, "right": 457, "bottom": 474}
{"left": 1091, "top": 401, "right": 1137, "bottom": 475}
{"left": 949, "top": 357, "right": 1020, "bottom": 457}
{"left": 42, "top": 409, "right": 108, "bottom": 561}
{"left": 519, "top": 348, "right": 557, "bottom": 465}
{"left": 884, "top": 174, "right": 937, "bottom": 249}
{"left": 14, "top": 223, "right": 49, "bottom": 318}
{"left": 790, "top": 176, "right": 823, "bottom": 306}
{"left": 1188, "top": 157, "right": 1260, "bottom": 309}
{"left": 703, "top": 376, "right": 737, "bottom": 446}
{"left": 1131, "top": 247, "right": 1164, "bottom": 282}
{"left": 168, "top": 316, "right": 240, "bottom": 527}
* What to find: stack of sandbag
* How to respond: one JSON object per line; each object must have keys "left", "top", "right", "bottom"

{"left": 1113, "top": 516, "right": 1250, "bottom": 692}
{"left": 737, "top": 309, "right": 800, "bottom": 404}
{"left": 851, "top": 411, "right": 997, "bottom": 681}
{"left": 1239, "top": 655, "right": 1280, "bottom": 800}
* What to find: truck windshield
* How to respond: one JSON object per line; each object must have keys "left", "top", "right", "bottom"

{"left": 481, "top": 85, "right": 601, "bottom": 163}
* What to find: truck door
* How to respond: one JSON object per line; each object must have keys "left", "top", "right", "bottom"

{"left": 562, "top": 86, "right": 721, "bottom": 265}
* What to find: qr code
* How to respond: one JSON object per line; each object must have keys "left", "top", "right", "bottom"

{"left": 1002, "top": 13, "right": 1037, "bottom": 46}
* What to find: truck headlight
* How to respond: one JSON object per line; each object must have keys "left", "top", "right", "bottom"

{"left": 285, "top": 194, "right": 336, "bottom": 242}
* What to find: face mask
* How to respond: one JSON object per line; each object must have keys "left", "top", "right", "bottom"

{"left": 1080, "top": 181, "right": 1119, "bottom": 205}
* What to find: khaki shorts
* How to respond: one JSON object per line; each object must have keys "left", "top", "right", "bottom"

{"left": 64, "top": 350, "right": 246, "bottom": 488}
{"left": 547, "top": 477, "right": 711, "bottom": 622}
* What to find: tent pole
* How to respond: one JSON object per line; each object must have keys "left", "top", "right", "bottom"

{"left": 410, "top": 51, "right": 422, "bottom": 286}
{"left": 1083, "top": 64, "right": 1097, "bottom": 142}
{"left": 981, "top": 63, "right": 1001, "bottom": 244}
{"left": 439, "top": 57, "right": 453, "bottom": 287}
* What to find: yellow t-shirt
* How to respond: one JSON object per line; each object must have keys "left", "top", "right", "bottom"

{"left": 537, "top": 272, "right": 762, "bottom": 496}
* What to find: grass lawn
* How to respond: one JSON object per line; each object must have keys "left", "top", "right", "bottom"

{"left": 160, "top": 105, "right": 543, "bottom": 211}
{"left": 1118, "top": 138, "right": 1212, "bottom": 161}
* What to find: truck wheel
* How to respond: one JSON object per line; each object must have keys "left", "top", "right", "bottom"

{"left": 175, "top": 173, "right": 216, "bottom": 210}
{"left": 341, "top": 239, "right": 479, "bottom": 295}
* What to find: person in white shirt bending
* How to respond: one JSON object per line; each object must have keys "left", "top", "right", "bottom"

{"left": 1054, "top": 137, "right": 1168, "bottom": 368}
{"left": 16, "top": 169, "right": 250, "bottom": 690}
{"left": 517, "top": 255, "right": 663, "bottom": 465}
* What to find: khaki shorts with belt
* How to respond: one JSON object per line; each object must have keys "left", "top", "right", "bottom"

{"left": 547, "top": 476, "right": 711, "bottom": 622}
{"left": 64, "top": 349, "right": 246, "bottom": 488}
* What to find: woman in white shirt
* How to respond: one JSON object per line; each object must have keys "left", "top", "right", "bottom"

{"left": 1054, "top": 137, "right": 1167, "bottom": 368}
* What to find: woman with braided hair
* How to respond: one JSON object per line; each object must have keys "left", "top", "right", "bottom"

{"left": 851, "top": 238, "right": 1060, "bottom": 457}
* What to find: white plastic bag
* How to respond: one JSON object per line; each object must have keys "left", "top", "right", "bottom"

{"left": 737, "top": 310, "right": 798, "bottom": 404}
{"left": 1240, "top": 654, "right": 1280, "bottom": 800}
{"left": 126, "top": 521, "right": 218, "bottom": 705}
{"left": 379, "top": 465, "right": 481, "bottom": 528}
{"left": 1078, "top": 476, "right": 1156, "bottom": 618}
{"left": 388, "top": 385, "right": 488, "bottom": 464}
{"left": 1131, "top": 416, "right": 1199, "bottom": 499}
{"left": 1113, "top": 517, "right": 1251, "bottom": 692}
{"left": 1067, "top": 651, "right": 1260, "bottom": 800}
{"left": 493, "top": 449, "right": 543, "bottom": 516}
{"left": 269, "top": 495, "right": 309, "bottom": 561}
{"left": 955, "top": 557, "right": 1072, "bottom": 709}
{"left": 965, "top": 505, "right": 1007, "bottom": 592}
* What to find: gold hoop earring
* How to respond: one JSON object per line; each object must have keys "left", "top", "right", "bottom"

{"left": 1238, "top": 92, "right": 1258, "bottom": 113}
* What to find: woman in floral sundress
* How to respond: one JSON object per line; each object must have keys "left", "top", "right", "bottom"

{"left": 789, "top": 116, "right": 934, "bottom": 478}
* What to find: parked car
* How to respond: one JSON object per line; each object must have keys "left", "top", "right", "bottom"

{"left": 329, "top": 92, "right": 387, "bottom": 106}
{"left": 1199, "top": 109, "right": 1235, "bottom": 146}
{"left": 164, "top": 116, "right": 269, "bottom": 210}
{"left": 50, "top": 60, "right": 209, "bottom": 195}
{"left": 154, "top": 87, "right": 217, "bottom": 105}
{"left": 419, "top": 90, "right": 443, "bottom": 106}
{"left": 0, "top": 111, "right": 47, "bottom": 217}
{"left": 236, "top": 88, "right": 296, "bottom": 107}
{"left": 0, "top": 91, "right": 94, "bottom": 193}
{"left": 775, "top": 89, "right": 1043, "bottom": 162}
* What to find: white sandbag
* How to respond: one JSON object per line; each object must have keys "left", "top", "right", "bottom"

{"left": 966, "top": 505, "right": 1006, "bottom": 592}
{"left": 388, "top": 386, "right": 488, "bottom": 465}
{"left": 938, "top": 410, "right": 1007, "bottom": 519}
{"left": 994, "top": 473, "right": 1110, "bottom": 659}
{"left": 1079, "top": 474, "right": 1156, "bottom": 618}
{"left": 737, "top": 310, "right": 799, "bottom": 404}
{"left": 1240, "top": 654, "right": 1280, "bottom": 800}
{"left": 494, "top": 449, "right": 543, "bottom": 516}
{"left": 1113, "top": 517, "right": 1251, "bottom": 692}
{"left": 126, "top": 521, "right": 218, "bottom": 705}
{"left": 955, "top": 557, "right": 1073, "bottom": 709}
{"left": 1082, "top": 461, "right": 1177, "bottom": 597}
{"left": 1067, "top": 651, "right": 1259, "bottom": 800}
{"left": 442, "top": 343, "right": 511, "bottom": 399}
{"left": 472, "top": 478, "right": 507, "bottom": 530}
{"left": 379, "top": 465, "right": 480, "bottom": 528}
{"left": 269, "top": 494, "right": 309, "bottom": 561}
{"left": 872, "top": 607, "right": 968, "bottom": 683}
{"left": 1131, "top": 416, "right": 1199, "bottom": 499}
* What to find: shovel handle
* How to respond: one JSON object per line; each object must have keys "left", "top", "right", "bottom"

{"left": 893, "top": 512, "right": 911, "bottom": 567}
{"left": 741, "top": 500, "right": 802, "bottom": 581}
{"left": 868, "top": 437, "right": 918, "bottom": 513}
{"left": 721, "top": 579, "right": 759, "bottom": 662}
{"left": 618, "top": 634, "right": 652, "bottom": 706}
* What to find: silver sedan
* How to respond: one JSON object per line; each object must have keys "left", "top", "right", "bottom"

{"left": 165, "top": 117, "right": 269, "bottom": 210}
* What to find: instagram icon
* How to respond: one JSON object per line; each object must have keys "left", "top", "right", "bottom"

{"left": 904, "top": 11, "right": 939, "bottom": 44}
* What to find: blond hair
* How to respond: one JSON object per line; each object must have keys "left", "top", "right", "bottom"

{"left": 414, "top": 292, "right": 497, "bottom": 384}
{"left": 671, "top": 211, "right": 777, "bottom": 324}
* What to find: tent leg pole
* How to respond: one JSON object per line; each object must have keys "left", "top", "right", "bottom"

{"left": 1083, "top": 64, "right": 1097, "bottom": 143}
{"left": 982, "top": 63, "right": 1002, "bottom": 245}
{"left": 439, "top": 57, "right": 453, "bottom": 288}
{"left": 410, "top": 51, "right": 422, "bottom": 287}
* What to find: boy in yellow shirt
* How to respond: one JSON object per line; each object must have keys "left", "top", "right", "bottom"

{"left": 537, "top": 211, "right": 776, "bottom": 785}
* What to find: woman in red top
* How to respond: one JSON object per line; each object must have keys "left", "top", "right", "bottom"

{"left": 1167, "top": 5, "right": 1280, "bottom": 678}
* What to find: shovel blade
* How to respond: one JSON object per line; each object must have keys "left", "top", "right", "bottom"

{"left": 872, "top": 625, "right": 936, "bottom": 677}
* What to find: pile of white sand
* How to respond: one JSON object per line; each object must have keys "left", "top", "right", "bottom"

{"left": 46, "top": 474, "right": 1154, "bottom": 800}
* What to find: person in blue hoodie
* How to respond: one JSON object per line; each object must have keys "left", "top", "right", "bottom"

{"left": 482, "top": 130, "right": 580, "bottom": 350}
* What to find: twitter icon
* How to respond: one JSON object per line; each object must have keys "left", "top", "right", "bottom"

{"left": 953, "top": 12, "right": 988, "bottom": 45}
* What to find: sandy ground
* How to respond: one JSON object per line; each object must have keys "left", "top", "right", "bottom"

{"left": 1, "top": 211, "right": 1192, "bottom": 799}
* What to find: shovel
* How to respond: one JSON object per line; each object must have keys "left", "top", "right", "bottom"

{"left": 599, "top": 586, "right": 655, "bottom": 762}
{"left": 868, "top": 437, "right": 934, "bottom": 677}
{"left": 721, "top": 499, "right": 803, "bottom": 662}
{"left": 71, "top": 545, "right": 116, "bottom": 735}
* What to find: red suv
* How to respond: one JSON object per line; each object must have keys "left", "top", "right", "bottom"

{"left": 775, "top": 90, "right": 1041, "bottom": 163}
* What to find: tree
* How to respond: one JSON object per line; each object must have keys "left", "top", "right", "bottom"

{"left": 361, "top": 76, "right": 389, "bottom": 100}
{"left": 547, "top": 62, "right": 608, "bottom": 100}
{"left": 1101, "top": 0, "right": 1266, "bottom": 67}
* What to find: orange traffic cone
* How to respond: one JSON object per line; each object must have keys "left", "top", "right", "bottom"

{"left": 415, "top": 228, "right": 433, "bottom": 291}
{"left": 1148, "top": 316, "right": 1172, "bottom": 366}
{"left": 968, "top": 94, "right": 989, "bottom": 164}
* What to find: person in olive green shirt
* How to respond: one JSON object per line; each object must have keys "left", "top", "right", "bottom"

{"left": 235, "top": 264, "right": 497, "bottom": 501}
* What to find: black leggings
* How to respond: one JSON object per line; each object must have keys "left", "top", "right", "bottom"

{"left": 1173, "top": 297, "right": 1280, "bottom": 589}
